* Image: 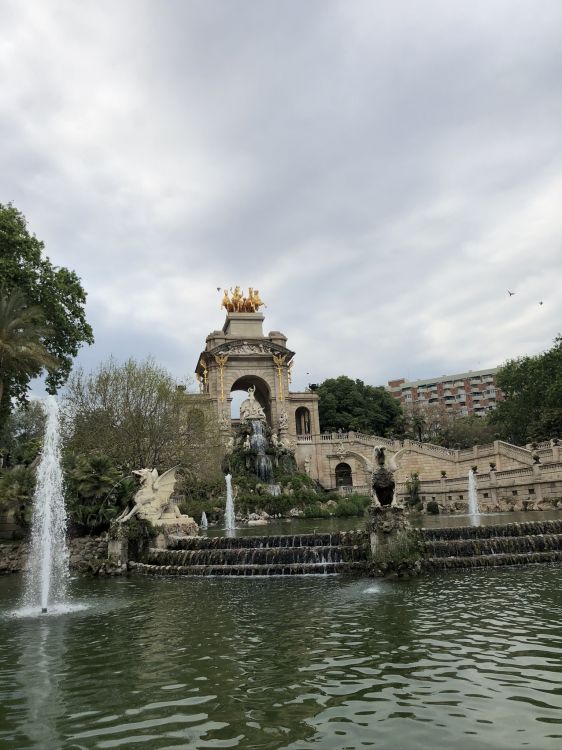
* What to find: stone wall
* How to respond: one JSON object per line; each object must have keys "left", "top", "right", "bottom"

{"left": 296, "top": 432, "right": 561, "bottom": 491}
{"left": 0, "top": 535, "right": 122, "bottom": 576}
{"left": 396, "top": 462, "right": 562, "bottom": 513}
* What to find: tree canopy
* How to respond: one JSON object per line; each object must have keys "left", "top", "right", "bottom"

{"left": 0, "top": 203, "right": 93, "bottom": 420}
{"left": 317, "top": 376, "right": 402, "bottom": 435}
{"left": 400, "top": 402, "right": 498, "bottom": 448}
{"left": 491, "top": 335, "right": 562, "bottom": 444}
{"left": 62, "top": 357, "right": 223, "bottom": 477}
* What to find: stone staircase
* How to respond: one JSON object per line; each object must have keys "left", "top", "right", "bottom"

{"left": 129, "top": 530, "right": 369, "bottom": 577}
{"left": 422, "top": 519, "right": 562, "bottom": 570}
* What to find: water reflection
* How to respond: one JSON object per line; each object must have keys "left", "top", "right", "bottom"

{"left": 16, "top": 617, "right": 68, "bottom": 749}
{"left": 1, "top": 565, "right": 562, "bottom": 749}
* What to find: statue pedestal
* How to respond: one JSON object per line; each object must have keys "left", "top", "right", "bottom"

{"left": 366, "top": 505, "right": 409, "bottom": 556}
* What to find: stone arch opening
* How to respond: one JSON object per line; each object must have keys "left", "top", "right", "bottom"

{"left": 335, "top": 462, "right": 353, "bottom": 487}
{"left": 295, "top": 406, "right": 311, "bottom": 436}
{"left": 230, "top": 375, "right": 272, "bottom": 425}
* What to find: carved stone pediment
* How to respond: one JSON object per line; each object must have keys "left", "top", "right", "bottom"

{"left": 209, "top": 340, "right": 294, "bottom": 359}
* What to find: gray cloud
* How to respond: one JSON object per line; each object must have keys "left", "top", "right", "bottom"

{"left": 1, "top": 0, "right": 561, "bottom": 396}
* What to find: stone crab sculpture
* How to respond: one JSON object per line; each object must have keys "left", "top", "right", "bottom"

{"left": 117, "top": 467, "right": 198, "bottom": 536}
{"left": 371, "top": 446, "right": 399, "bottom": 507}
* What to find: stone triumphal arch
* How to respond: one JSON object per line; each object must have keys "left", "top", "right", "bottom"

{"left": 195, "top": 293, "right": 321, "bottom": 442}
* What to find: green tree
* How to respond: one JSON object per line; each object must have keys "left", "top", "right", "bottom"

{"left": 62, "top": 357, "right": 223, "bottom": 476}
{"left": 0, "top": 203, "right": 93, "bottom": 420}
{"left": 317, "top": 375, "right": 402, "bottom": 435}
{"left": 0, "top": 465, "right": 36, "bottom": 527}
{"left": 0, "top": 287, "right": 60, "bottom": 410}
{"left": 0, "top": 400, "right": 46, "bottom": 467}
{"left": 491, "top": 335, "right": 562, "bottom": 444}
{"left": 63, "top": 453, "right": 136, "bottom": 533}
{"left": 438, "top": 414, "right": 497, "bottom": 449}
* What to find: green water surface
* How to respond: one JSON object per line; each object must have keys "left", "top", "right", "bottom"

{"left": 1, "top": 564, "right": 562, "bottom": 750}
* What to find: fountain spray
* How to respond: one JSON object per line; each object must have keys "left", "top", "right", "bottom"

{"left": 25, "top": 397, "right": 69, "bottom": 614}
{"left": 224, "top": 473, "right": 235, "bottom": 532}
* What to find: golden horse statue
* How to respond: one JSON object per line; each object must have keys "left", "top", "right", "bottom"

{"left": 220, "top": 287, "right": 266, "bottom": 313}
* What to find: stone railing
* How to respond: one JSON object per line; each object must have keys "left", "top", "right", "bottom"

{"left": 539, "top": 462, "right": 562, "bottom": 473}
{"left": 495, "top": 467, "right": 534, "bottom": 479}
{"left": 496, "top": 441, "right": 533, "bottom": 464}
{"left": 354, "top": 434, "right": 396, "bottom": 448}
{"left": 339, "top": 484, "right": 371, "bottom": 496}
{"left": 296, "top": 435, "right": 313, "bottom": 443}
{"left": 536, "top": 448, "right": 554, "bottom": 460}
{"left": 403, "top": 440, "right": 457, "bottom": 458}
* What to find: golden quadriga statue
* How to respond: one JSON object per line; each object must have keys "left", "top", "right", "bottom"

{"left": 221, "top": 287, "right": 265, "bottom": 313}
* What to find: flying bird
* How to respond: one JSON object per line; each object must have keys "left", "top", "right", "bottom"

{"left": 539, "top": 301, "right": 543, "bottom": 306}
{"left": 507, "top": 290, "right": 515, "bottom": 296}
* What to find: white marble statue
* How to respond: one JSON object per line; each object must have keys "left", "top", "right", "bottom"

{"left": 278, "top": 411, "right": 289, "bottom": 430}
{"left": 243, "top": 434, "right": 252, "bottom": 451}
{"left": 304, "top": 454, "right": 311, "bottom": 475}
{"left": 240, "top": 386, "right": 266, "bottom": 421}
{"left": 271, "top": 432, "right": 279, "bottom": 449}
{"left": 281, "top": 436, "right": 295, "bottom": 453}
{"left": 117, "top": 467, "right": 198, "bottom": 532}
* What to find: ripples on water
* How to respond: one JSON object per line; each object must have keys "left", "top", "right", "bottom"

{"left": 1, "top": 567, "right": 561, "bottom": 750}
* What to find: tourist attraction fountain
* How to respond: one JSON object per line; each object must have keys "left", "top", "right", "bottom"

{"left": 200, "top": 511, "right": 208, "bottom": 529}
{"left": 24, "top": 397, "right": 69, "bottom": 614}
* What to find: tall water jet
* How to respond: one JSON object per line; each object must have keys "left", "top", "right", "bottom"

{"left": 24, "top": 397, "right": 69, "bottom": 614}
{"left": 200, "top": 511, "right": 208, "bottom": 530}
{"left": 224, "top": 473, "right": 235, "bottom": 532}
{"left": 468, "top": 469, "right": 480, "bottom": 526}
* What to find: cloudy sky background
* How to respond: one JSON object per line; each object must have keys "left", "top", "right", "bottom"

{"left": 2, "top": 0, "right": 562, "bottom": 394}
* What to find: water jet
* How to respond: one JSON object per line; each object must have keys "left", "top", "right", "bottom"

{"left": 24, "top": 396, "right": 69, "bottom": 615}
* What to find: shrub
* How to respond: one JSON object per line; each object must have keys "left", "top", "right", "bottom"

{"left": 426, "top": 500, "right": 440, "bottom": 515}
{"left": 405, "top": 472, "right": 422, "bottom": 510}
{"left": 303, "top": 504, "right": 330, "bottom": 518}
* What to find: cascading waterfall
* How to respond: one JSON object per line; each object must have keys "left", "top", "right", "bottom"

{"left": 250, "top": 420, "right": 273, "bottom": 482}
{"left": 224, "top": 473, "right": 235, "bottom": 531}
{"left": 24, "top": 397, "right": 69, "bottom": 614}
{"left": 468, "top": 469, "right": 480, "bottom": 526}
{"left": 200, "top": 512, "right": 208, "bottom": 530}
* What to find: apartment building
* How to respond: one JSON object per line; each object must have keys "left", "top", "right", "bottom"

{"left": 387, "top": 368, "right": 503, "bottom": 416}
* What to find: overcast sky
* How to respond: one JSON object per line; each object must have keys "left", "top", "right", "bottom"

{"left": 2, "top": 0, "right": 562, "bottom": 394}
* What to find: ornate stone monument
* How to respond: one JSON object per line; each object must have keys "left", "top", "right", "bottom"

{"left": 195, "top": 288, "right": 320, "bottom": 441}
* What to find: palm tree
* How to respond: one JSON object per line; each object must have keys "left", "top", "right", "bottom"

{"left": 0, "top": 287, "right": 59, "bottom": 407}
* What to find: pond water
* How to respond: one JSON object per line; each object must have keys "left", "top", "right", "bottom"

{"left": 1, "top": 564, "right": 562, "bottom": 749}
{"left": 205, "top": 509, "right": 562, "bottom": 537}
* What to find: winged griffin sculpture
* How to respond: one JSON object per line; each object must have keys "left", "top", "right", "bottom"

{"left": 117, "top": 467, "right": 183, "bottom": 524}
{"left": 371, "top": 446, "right": 399, "bottom": 507}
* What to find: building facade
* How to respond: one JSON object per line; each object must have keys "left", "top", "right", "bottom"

{"left": 387, "top": 368, "right": 503, "bottom": 416}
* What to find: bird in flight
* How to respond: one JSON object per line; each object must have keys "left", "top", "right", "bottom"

{"left": 507, "top": 290, "right": 515, "bottom": 296}
{"left": 539, "top": 301, "right": 543, "bottom": 306}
